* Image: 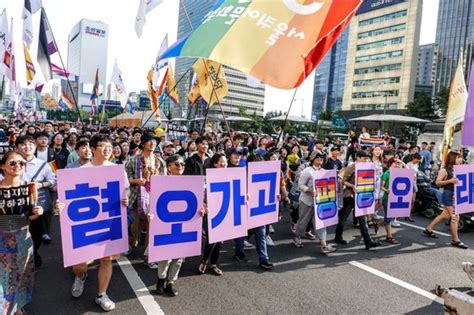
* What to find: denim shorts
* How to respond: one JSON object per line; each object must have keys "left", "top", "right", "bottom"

{"left": 382, "top": 199, "right": 393, "bottom": 225}
{"left": 441, "top": 189, "right": 454, "bottom": 207}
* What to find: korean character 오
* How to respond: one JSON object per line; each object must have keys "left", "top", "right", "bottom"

{"left": 266, "top": 23, "right": 288, "bottom": 46}
{"left": 225, "top": 6, "right": 246, "bottom": 25}
{"left": 256, "top": 14, "right": 276, "bottom": 29}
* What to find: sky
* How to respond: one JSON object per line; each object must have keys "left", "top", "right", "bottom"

{"left": 0, "top": 0, "right": 439, "bottom": 116}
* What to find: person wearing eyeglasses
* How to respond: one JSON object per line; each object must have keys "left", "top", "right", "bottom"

{"left": 0, "top": 151, "right": 44, "bottom": 314}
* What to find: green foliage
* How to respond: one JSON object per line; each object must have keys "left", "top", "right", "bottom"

{"left": 318, "top": 111, "right": 333, "bottom": 121}
{"left": 405, "top": 92, "right": 438, "bottom": 120}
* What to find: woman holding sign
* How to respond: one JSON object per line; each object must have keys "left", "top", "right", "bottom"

{"left": 0, "top": 151, "right": 44, "bottom": 314}
{"left": 424, "top": 151, "right": 468, "bottom": 249}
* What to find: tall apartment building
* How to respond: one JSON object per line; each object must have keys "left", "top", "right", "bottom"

{"left": 67, "top": 19, "right": 108, "bottom": 109}
{"left": 311, "top": 27, "right": 350, "bottom": 120}
{"left": 175, "top": 0, "right": 265, "bottom": 118}
{"left": 342, "top": 0, "right": 422, "bottom": 112}
{"left": 415, "top": 43, "right": 438, "bottom": 97}
{"left": 434, "top": 0, "right": 474, "bottom": 93}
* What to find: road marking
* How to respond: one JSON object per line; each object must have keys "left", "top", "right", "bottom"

{"left": 349, "top": 261, "right": 444, "bottom": 305}
{"left": 398, "top": 221, "right": 451, "bottom": 237}
{"left": 117, "top": 256, "right": 164, "bottom": 315}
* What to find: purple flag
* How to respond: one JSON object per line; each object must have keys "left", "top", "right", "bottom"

{"left": 462, "top": 64, "right": 474, "bottom": 146}
{"left": 387, "top": 168, "right": 415, "bottom": 218}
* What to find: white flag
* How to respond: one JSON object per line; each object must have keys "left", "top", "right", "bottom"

{"left": 135, "top": 0, "right": 164, "bottom": 37}
{"left": 152, "top": 34, "right": 169, "bottom": 89}
{"left": 3, "top": 21, "right": 15, "bottom": 83}
{"left": 22, "top": 0, "right": 33, "bottom": 47}
{"left": 110, "top": 61, "right": 128, "bottom": 108}
{"left": 31, "top": 0, "right": 43, "bottom": 13}
{"left": 0, "top": 9, "right": 9, "bottom": 77}
{"left": 13, "top": 82, "right": 24, "bottom": 114}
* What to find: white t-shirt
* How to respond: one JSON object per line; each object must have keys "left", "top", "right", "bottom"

{"left": 36, "top": 148, "right": 48, "bottom": 162}
{"left": 81, "top": 160, "right": 130, "bottom": 189}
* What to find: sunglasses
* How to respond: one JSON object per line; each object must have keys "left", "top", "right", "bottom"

{"left": 8, "top": 160, "right": 26, "bottom": 167}
{"left": 173, "top": 162, "right": 185, "bottom": 167}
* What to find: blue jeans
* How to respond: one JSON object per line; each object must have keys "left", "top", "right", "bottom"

{"left": 235, "top": 226, "right": 269, "bottom": 262}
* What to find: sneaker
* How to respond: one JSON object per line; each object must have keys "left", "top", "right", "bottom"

{"left": 266, "top": 235, "right": 275, "bottom": 247}
{"left": 462, "top": 262, "right": 474, "bottom": 282}
{"left": 333, "top": 238, "right": 348, "bottom": 245}
{"left": 293, "top": 236, "right": 303, "bottom": 248}
{"left": 95, "top": 293, "right": 116, "bottom": 312}
{"left": 303, "top": 231, "right": 316, "bottom": 240}
{"left": 156, "top": 278, "right": 165, "bottom": 295}
{"left": 391, "top": 219, "right": 401, "bottom": 228}
{"left": 290, "top": 223, "right": 296, "bottom": 233}
{"left": 234, "top": 252, "right": 248, "bottom": 263}
{"left": 365, "top": 241, "right": 382, "bottom": 250}
{"left": 259, "top": 260, "right": 274, "bottom": 270}
{"left": 320, "top": 244, "right": 337, "bottom": 255}
{"left": 243, "top": 240, "right": 255, "bottom": 250}
{"left": 268, "top": 225, "right": 275, "bottom": 234}
{"left": 165, "top": 283, "right": 178, "bottom": 297}
{"left": 42, "top": 234, "right": 52, "bottom": 244}
{"left": 144, "top": 261, "right": 159, "bottom": 270}
{"left": 71, "top": 273, "right": 87, "bottom": 298}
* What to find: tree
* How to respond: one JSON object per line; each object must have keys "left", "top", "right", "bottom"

{"left": 318, "top": 111, "right": 332, "bottom": 121}
{"left": 405, "top": 92, "right": 438, "bottom": 120}
{"left": 434, "top": 86, "right": 449, "bottom": 117}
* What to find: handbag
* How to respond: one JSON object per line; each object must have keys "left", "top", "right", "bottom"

{"left": 31, "top": 162, "right": 54, "bottom": 213}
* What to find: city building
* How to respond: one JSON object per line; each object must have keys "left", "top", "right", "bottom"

{"left": 311, "top": 27, "right": 350, "bottom": 120}
{"left": 415, "top": 43, "right": 438, "bottom": 97}
{"left": 175, "top": 0, "right": 265, "bottom": 118}
{"left": 434, "top": 0, "right": 474, "bottom": 93}
{"left": 51, "top": 83, "right": 60, "bottom": 100}
{"left": 342, "top": 0, "right": 422, "bottom": 112}
{"left": 66, "top": 19, "right": 109, "bottom": 110}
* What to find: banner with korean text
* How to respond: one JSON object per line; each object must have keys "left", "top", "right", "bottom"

{"left": 313, "top": 170, "right": 338, "bottom": 229}
{"left": 247, "top": 161, "right": 281, "bottom": 229}
{"left": 206, "top": 167, "right": 247, "bottom": 243}
{"left": 148, "top": 175, "right": 204, "bottom": 262}
{"left": 57, "top": 165, "right": 128, "bottom": 267}
{"left": 355, "top": 162, "right": 376, "bottom": 217}
{"left": 387, "top": 168, "right": 415, "bottom": 218}
{"left": 454, "top": 164, "right": 474, "bottom": 215}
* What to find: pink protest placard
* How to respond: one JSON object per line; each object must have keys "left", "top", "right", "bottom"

{"left": 387, "top": 168, "right": 415, "bottom": 218}
{"left": 454, "top": 164, "right": 474, "bottom": 214}
{"left": 148, "top": 175, "right": 204, "bottom": 263}
{"left": 313, "top": 169, "right": 339, "bottom": 229}
{"left": 206, "top": 167, "right": 248, "bottom": 243}
{"left": 247, "top": 161, "right": 281, "bottom": 229}
{"left": 355, "top": 162, "right": 376, "bottom": 217}
{"left": 57, "top": 164, "right": 128, "bottom": 268}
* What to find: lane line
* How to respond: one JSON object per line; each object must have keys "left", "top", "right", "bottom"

{"left": 398, "top": 221, "right": 451, "bottom": 237}
{"left": 117, "top": 256, "right": 164, "bottom": 315}
{"left": 349, "top": 261, "right": 444, "bottom": 305}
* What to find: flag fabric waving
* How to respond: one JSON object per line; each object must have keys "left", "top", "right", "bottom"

{"left": 110, "top": 61, "right": 128, "bottom": 108}
{"left": 147, "top": 68, "right": 160, "bottom": 119}
{"left": 192, "top": 59, "right": 228, "bottom": 107}
{"left": 135, "top": 0, "right": 164, "bottom": 37}
{"left": 23, "top": 43, "right": 36, "bottom": 85}
{"left": 166, "top": 63, "right": 179, "bottom": 105}
{"left": 0, "top": 10, "right": 9, "bottom": 77}
{"left": 161, "top": 0, "right": 362, "bottom": 90}
{"left": 37, "top": 8, "right": 58, "bottom": 81}
{"left": 22, "top": 0, "right": 34, "bottom": 48}
{"left": 152, "top": 34, "right": 169, "bottom": 90}
{"left": 3, "top": 21, "right": 15, "bottom": 83}
{"left": 59, "top": 91, "right": 75, "bottom": 110}
{"left": 90, "top": 68, "right": 100, "bottom": 106}
{"left": 188, "top": 72, "right": 201, "bottom": 105}
{"left": 51, "top": 63, "right": 74, "bottom": 80}
{"left": 462, "top": 64, "right": 474, "bottom": 146}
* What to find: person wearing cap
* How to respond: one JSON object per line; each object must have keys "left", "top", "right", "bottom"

{"left": 161, "top": 141, "right": 175, "bottom": 160}
{"left": 334, "top": 150, "right": 381, "bottom": 250}
{"left": 226, "top": 147, "right": 244, "bottom": 168}
{"left": 293, "top": 151, "right": 336, "bottom": 254}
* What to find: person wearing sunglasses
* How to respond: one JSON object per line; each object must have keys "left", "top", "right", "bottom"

{"left": 0, "top": 151, "right": 44, "bottom": 314}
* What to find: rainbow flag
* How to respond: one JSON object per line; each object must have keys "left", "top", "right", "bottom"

{"left": 161, "top": 0, "right": 362, "bottom": 89}
{"left": 49, "top": 160, "right": 58, "bottom": 175}
{"left": 360, "top": 138, "right": 384, "bottom": 147}
{"left": 59, "top": 91, "right": 75, "bottom": 110}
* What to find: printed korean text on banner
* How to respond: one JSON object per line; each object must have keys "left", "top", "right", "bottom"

{"left": 355, "top": 162, "right": 376, "bottom": 217}
{"left": 313, "top": 169, "right": 338, "bottom": 229}
{"left": 461, "top": 64, "right": 474, "bottom": 146}
{"left": 0, "top": 184, "right": 33, "bottom": 215}
{"left": 161, "top": 0, "right": 363, "bottom": 90}
{"left": 206, "top": 167, "right": 247, "bottom": 243}
{"left": 454, "top": 164, "right": 474, "bottom": 215}
{"left": 57, "top": 165, "right": 128, "bottom": 267}
{"left": 247, "top": 161, "right": 281, "bottom": 229}
{"left": 386, "top": 168, "right": 415, "bottom": 218}
{"left": 148, "top": 175, "right": 204, "bottom": 262}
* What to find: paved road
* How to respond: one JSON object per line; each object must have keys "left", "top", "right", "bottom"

{"left": 26, "top": 212, "right": 474, "bottom": 314}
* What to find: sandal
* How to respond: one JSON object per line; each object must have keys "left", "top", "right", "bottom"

{"left": 451, "top": 241, "right": 469, "bottom": 249}
{"left": 197, "top": 262, "right": 207, "bottom": 274}
{"left": 423, "top": 229, "right": 438, "bottom": 239}
{"left": 385, "top": 237, "right": 399, "bottom": 244}
{"left": 209, "top": 265, "right": 223, "bottom": 276}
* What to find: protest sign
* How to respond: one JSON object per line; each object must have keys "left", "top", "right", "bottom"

{"left": 313, "top": 170, "right": 339, "bottom": 229}
{"left": 387, "top": 168, "right": 415, "bottom": 218}
{"left": 247, "top": 161, "right": 281, "bottom": 229}
{"left": 57, "top": 165, "right": 128, "bottom": 267}
{"left": 0, "top": 184, "right": 33, "bottom": 215}
{"left": 454, "top": 164, "right": 474, "bottom": 214}
{"left": 148, "top": 175, "right": 204, "bottom": 262}
{"left": 355, "top": 162, "right": 376, "bottom": 217}
{"left": 0, "top": 143, "right": 12, "bottom": 160}
{"left": 206, "top": 167, "right": 247, "bottom": 243}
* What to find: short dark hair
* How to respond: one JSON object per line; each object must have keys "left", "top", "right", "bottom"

{"left": 422, "top": 142, "right": 428, "bottom": 146}
{"left": 132, "top": 130, "right": 142, "bottom": 136}
{"left": 411, "top": 153, "right": 422, "bottom": 161}
{"left": 90, "top": 134, "right": 111, "bottom": 149}
{"left": 34, "top": 131, "right": 49, "bottom": 140}
{"left": 195, "top": 136, "right": 208, "bottom": 145}
{"left": 166, "top": 154, "right": 183, "bottom": 166}
{"left": 15, "top": 135, "right": 35, "bottom": 147}
{"left": 75, "top": 140, "right": 89, "bottom": 150}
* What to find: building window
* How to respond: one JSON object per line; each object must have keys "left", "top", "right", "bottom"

{"left": 354, "top": 63, "right": 402, "bottom": 74}
{"left": 357, "top": 37, "right": 404, "bottom": 51}
{"left": 359, "top": 10, "right": 408, "bottom": 27}
{"left": 358, "top": 23, "right": 406, "bottom": 39}
{"left": 351, "top": 103, "right": 398, "bottom": 110}
{"left": 355, "top": 50, "right": 403, "bottom": 63}
{"left": 353, "top": 77, "right": 401, "bottom": 87}
{"left": 352, "top": 90, "right": 399, "bottom": 99}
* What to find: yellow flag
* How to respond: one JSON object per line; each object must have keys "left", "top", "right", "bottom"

{"left": 147, "top": 68, "right": 160, "bottom": 119}
{"left": 23, "top": 43, "right": 36, "bottom": 85}
{"left": 188, "top": 73, "right": 201, "bottom": 105}
{"left": 167, "top": 63, "right": 179, "bottom": 105}
{"left": 192, "top": 59, "right": 228, "bottom": 107}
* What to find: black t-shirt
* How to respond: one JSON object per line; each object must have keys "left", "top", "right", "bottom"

{"left": 323, "top": 158, "right": 342, "bottom": 171}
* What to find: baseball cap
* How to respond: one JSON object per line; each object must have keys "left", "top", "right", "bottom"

{"left": 162, "top": 141, "right": 174, "bottom": 148}
{"left": 309, "top": 150, "right": 325, "bottom": 162}
{"left": 226, "top": 147, "right": 243, "bottom": 156}
{"left": 69, "top": 127, "right": 78, "bottom": 134}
